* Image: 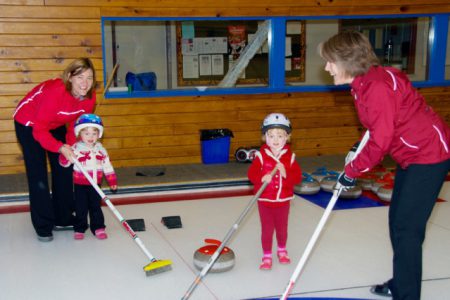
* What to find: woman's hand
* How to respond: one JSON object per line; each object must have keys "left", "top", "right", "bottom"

{"left": 59, "top": 144, "right": 75, "bottom": 163}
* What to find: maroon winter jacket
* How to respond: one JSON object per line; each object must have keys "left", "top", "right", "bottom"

{"left": 345, "top": 66, "right": 450, "bottom": 178}
{"left": 13, "top": 78, "right": 96, "bottom": 153}
{"left": 248, "top": 144, "right": 302, "bottom": 206}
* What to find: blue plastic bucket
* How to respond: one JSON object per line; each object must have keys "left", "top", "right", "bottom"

{"left": 201, "top": 136, "right": 231, "bottom": 164}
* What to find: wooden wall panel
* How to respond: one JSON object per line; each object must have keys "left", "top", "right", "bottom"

{"left": 44, "top": 0, "right": 450, "bottom": 8}
{"left": 0, "top": 1, "right": 449, "bottom": 175}
{"left": 0, "top": 58, "right": 103, "bottom": 71}
{"left": 99, "top": 5, "right": 450, "bottom": 18}
{"left": 0, "top": 6, "right": 100, "bottom": 18}
{"left": 0, "top": 35, "right": 102, "bottom": 47}
{"left": 0, "top": 0, "right": 42, "bottom": 5}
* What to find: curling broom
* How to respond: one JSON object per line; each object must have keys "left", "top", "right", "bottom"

{"left": 73, "top": 159, "right": 172, "bottom": 276}
{"left": 182, "top": 167, "right": 278, "bottom": 300}
{"left": 280, "top": 131, "right": 370, "bottom": 299}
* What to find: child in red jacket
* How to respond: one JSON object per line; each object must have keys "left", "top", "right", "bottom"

{"left": 248, "top": 113, "right": 302, "bottom": 270}
{"left": 60, "top": 114, "right": 117, "bottom": 240}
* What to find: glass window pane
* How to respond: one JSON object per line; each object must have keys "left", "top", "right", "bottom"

{"left": 288, "top": 17, "right": 430, "bottom": 86}
{"left": 103, "top": 19, "right": 269, "bottom": 93}
{"left": 285, "top": 21, "right": 306, "bottom": 83}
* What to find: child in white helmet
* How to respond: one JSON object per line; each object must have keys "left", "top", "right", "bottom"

{"left": 248, "top": 113, "right": 302, "bottom": 270}
{"left": 59, "top": 114, "right": 117, "bottom": 240}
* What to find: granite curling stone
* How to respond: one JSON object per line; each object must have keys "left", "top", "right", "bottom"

{"left": 193, "top": 239, "right": 235, "bottom": 273}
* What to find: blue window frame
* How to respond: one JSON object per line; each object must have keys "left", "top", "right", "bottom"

{"left": 101, "top": 13, "right": 450, "bottom": 99}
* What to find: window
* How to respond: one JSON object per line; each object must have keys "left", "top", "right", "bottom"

{"left": 101, "top": 14, "right": 450, "bottom": 98}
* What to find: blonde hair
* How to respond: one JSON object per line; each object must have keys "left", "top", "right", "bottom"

{"left": 262, "top": 128, "right": 291, "bottom": 143}
{"left": 62, "top": 58, "right": 96, "bottom": 99}
{"left": 318, "top": 30, "right": 380, "bottom": 78}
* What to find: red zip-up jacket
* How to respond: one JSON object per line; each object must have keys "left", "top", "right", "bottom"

{"left": 248, "top": 144, "right": 302, "bottom": 206}
{"left": 345, "top": 66, "right": 450, "bottom": 178}
{"left": 13, "top": 78, "right": 96, "bottom": 153}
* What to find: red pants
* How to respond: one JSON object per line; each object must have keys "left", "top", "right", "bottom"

{"left": 257, "top": 201, "right": 290, "bottom": 254}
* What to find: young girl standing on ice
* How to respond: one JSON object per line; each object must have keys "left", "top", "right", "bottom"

{"left": 248, "top": 113, "right": 302, "bottom": 270}
{"left": 59, "top": 114, "right": 117, "bottom": 240}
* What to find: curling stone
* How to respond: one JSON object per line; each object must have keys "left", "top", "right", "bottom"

{"left": 319, "top": 174, "right": 339, "bottom": 192}
{"left": 340, "top": 185, "right": 362, "bottom": 199}
{"left": 357, "top": 173, "right": 378, "bottom": 191}
{"left": 193, "top": 239, "right": 235, "bottom": 273}
{"left": 377, "top": 182, "right": 393, "bottom": 202}
{"left": 371, "top": 164, "right": 388, "bottom": 176}
{"left": 311, "top": 167, "right": 333, "bottom": 183}
{"left": 294, "top": 173, "right": 320, "bottom": 195}
{"left": 320, "top": 174, "right": 362, "bottom": 199}
{"left": 371, "top": 171, "right": 395, "bottom": 193}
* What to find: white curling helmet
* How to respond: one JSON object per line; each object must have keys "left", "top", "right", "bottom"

{"left": 261, "top": 113, "right": 292, "bottom": 134}
{"left": 74, "top": 113, "right": 104, "bottom": 138}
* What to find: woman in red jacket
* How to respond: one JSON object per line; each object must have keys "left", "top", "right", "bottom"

{"left": 13, "top": 58, "right": 97, "bottom": 242}
{"left": 248, "top": 113, "right": 302, "bottom": 270}
{"left": 319, "top": 31, "right": 450, "bottom": 299}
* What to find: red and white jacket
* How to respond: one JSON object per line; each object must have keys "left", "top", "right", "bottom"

{"left": 59, "top": 141, "right": 117, "bottom": 187}
{"left": 345, "top": 66, "right": 450, "bottom": 178}
{"left": 248, "top": 144, "right": 302, "bottom": 206}
{"left": 13, "top": 78, "right": 96, "bottom": 152}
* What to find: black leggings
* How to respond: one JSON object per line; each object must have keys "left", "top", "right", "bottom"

{"left": 14, "top": 121, "right": 75, "bottom": 236}
{"left": 388, "top": 159, "right": 450, "bottom": 300}
{"left": 74, "top": 184, "right": 105, "bottom": 234}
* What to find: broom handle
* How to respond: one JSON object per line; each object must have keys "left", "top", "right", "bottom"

{"left": 280, "top": 131, "right": 370, "bottom": 299}
{"left": 103, "top": 62, "right": 119, "bottom": 96}
{"left": 280, "top": 185, "right": 343, "bottom": 299}
{"left": 73, "top": 159, "right": 157, "bottom": 262}
{"left": 182, "top": 167, "right": 278, "bottom": 300}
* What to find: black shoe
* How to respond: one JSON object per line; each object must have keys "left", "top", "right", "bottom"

{"left": 53, "top": 225, "right": 74, "bottom": 231}
{"left": 37, "top": 234, "right": 54, "bottom": 242}
{"left": 370, "top": 281, "right": 392, "bottom": 297}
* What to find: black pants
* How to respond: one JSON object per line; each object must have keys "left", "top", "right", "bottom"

{"left": 388, "top": 159, "right": 450, "bottom": 300}
{"left": 74, "top": 184, "right": 105, "bottom": 234}
{"left": 14, "top": 121, "right": 75, "bottom": 236}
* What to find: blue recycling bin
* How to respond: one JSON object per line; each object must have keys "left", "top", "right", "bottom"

{"left": 200, "top": 129, "right": 233, "bottom": 164}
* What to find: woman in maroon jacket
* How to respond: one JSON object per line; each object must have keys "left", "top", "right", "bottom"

{"left": 319, "top": 31, "right": 450, "bottom": 299}
{"left": 13, "top": 58, "right": 96, "bottom": 242}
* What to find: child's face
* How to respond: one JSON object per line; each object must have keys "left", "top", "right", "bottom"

{"left": 265, "top": 128, "right": 288, "bottom": 151}
{"left": 79, "top": 127, "right": 99, "bottom": 146}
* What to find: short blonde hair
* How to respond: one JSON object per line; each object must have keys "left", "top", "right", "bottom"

{"left": 62, "top": 58, "right": 96, "bottom": 99}
{"left": 262, "top": 127, "right": 291, "bottom": 143}
{"left": 318, "top": 30, "right": 380, "bottom": 78}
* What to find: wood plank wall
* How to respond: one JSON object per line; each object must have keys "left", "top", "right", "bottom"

{"left": 1, "top": 0, "right": 449, "bottom": 174}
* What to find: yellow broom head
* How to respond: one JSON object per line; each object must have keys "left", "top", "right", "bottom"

{"left": 143, "top": 259, "right": 172, "bottom": 276}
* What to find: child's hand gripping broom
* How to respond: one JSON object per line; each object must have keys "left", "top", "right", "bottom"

{"left": 280, "top": 131, "right": 370, "bottom": 299}
{"left": 73, "top": 159, "right": 172, "bottom": 276}
{"left": 182, "top": 167, "right": 278, "bottom": 300}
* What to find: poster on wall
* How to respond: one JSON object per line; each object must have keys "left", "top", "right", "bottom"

{"left": 212, "top": 54, "right": 224, "bottom": 76}
{"left": 228, "top": 25, "right": 246, "bottom": 59}
{"left": 199, "top": 55, "right": 212, "bottom": 76}
{"left": 183, "top": 55, "right": 199, "bottom": 78}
